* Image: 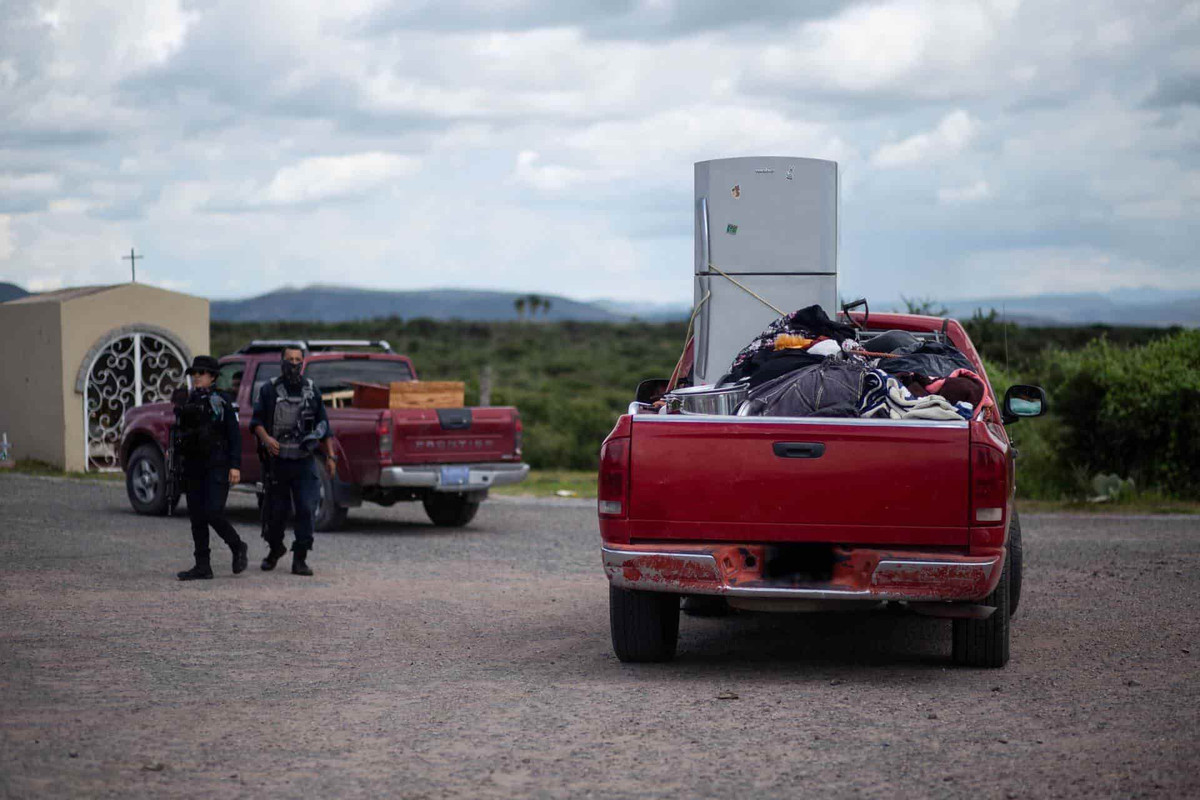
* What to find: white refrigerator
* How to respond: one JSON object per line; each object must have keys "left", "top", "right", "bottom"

{"left": 692, "top": 156, "right": 839, "bottom": 384}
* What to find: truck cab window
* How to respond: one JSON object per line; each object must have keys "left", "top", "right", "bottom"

{"left": 303, "top": 360, "right": 413, "bottom": 393}
{"left": 252, "top": 363, "right": 281, "bottom": 399}
{"left": 216, "top": 361, "right": 245, "bottom": 399}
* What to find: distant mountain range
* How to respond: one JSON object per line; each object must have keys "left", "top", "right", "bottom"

{"left": 209, "top": 286, "right": 648, "bottom": 322}
{"left": 3, "top": 279, "right": 1198, "bottom": 326}
{"left": 0, "top": 282, "right": 30, "bottom": 303}
{"left": 931, "top": 289, "right": 1200, "bottom": 327}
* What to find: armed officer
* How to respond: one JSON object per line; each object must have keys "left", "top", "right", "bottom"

{"left": 250, "top": 346, "right": 336, "bottom": 577}
{"left": 176, "top": 355, "right": 249, "bottom": 581}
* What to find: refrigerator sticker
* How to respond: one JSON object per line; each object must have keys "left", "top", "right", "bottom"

{"left": 731, "top": 184, "right": 740, "bottom": 198}
{"left": 726, "top": 224, "right": 738, "bottom": 235}
{"left": 754, "top": 168, "right": 774, "bottom": 174}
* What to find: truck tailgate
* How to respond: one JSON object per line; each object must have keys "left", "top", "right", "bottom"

{"left": 392, "top": 407, "right": 518, "bottom": 464}
{"left": 627, "top": 416, "right": 970, "bottom": 546}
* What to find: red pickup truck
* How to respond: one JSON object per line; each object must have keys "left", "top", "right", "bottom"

{"left": 599, "top": 313, "right": 1046, "bottom": 668}
{"left": 120, "top": 340, "right": 528, "bottom": 529}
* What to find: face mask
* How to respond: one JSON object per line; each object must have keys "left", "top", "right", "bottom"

{"left": 281, "top": 361, "right": 303, "bottom": 386}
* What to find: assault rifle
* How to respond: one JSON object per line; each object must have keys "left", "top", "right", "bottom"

{"left": 257, "top": 440, "right": 276, "bottom": 542}
{"left": 164, "top": 394, "right": 186, "bottom": 516}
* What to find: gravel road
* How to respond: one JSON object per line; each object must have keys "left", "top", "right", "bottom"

{"left": 1, "top": 472, "right": 1197, "bottom": 799}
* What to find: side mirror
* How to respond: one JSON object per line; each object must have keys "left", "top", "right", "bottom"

{"left": 1002, "top": 385, "right": 1047, "bottom": 424}
{"left": 635, "top": 378, "right": 670, "bottom": 405}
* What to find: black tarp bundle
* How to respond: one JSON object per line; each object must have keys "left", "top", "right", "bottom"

{"left": 742, "top": 360, "right": 868, "bottom": 418}
{"left": 879, "top": 340, "right": 974, "bottom": 378}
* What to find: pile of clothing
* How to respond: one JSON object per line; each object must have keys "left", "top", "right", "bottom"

{"left": 728, "top": 305, "right": 990, "bottom": 421}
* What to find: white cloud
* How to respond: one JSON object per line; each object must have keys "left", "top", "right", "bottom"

{"left": 872, "top": 110, "right": 979, "bottom": 168}
{"left": 956, "top": 246, "right": 1200, "bottom": 296}
{"left": 937, "top": 180, "right": 990, "bottom": 205}
{"left": 0, "top": 172, "right": 62, "bottom": 193}
{"left": 0, "top": 215, "right": 14, "bottom": 260}
{"left": 255, "top": 152, "right": 422, "bottom": 207}
{"left": 512, "top": 151, "right": 588, "bottom": 191}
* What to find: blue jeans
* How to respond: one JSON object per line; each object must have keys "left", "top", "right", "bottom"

{"left": 265, "top": 457, "right": 320, "bottom": 552}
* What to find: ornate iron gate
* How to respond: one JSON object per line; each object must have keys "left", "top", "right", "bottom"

{"left": 83, "top": 330, "right": 187, "bottom": 471}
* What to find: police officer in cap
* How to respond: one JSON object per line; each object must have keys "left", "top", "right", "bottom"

{"left": 176, "top": 355, "right": 249, "bottom": 580}
{"left": 250, "top": 346, "right": 335, "bottom": 576}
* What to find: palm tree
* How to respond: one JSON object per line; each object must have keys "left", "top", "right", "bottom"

{"left": 514, "top": 297, "right": 526, "bottom": 320}
{"left": 541, "top": 297, "right": 552, "bottom": 318}
{"left": 528, "top": 295, "right": 542, "bottom": 318}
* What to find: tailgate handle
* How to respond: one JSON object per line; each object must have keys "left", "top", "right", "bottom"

{"left": 437, "top": 409, "right": 473, "bottom": 430}
{"left": 773, "top": 442, "right": 825, "bottom": 459}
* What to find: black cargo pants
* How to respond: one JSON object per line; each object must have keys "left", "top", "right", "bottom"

{"left": 264, "top": 456, "right": 320, "bottom": 553}
{"left": 185, "top": 468, "right": 243, "bottom": 562}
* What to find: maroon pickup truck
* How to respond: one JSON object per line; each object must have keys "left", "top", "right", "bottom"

{"left": 120, "top": 339, "right": 528, "bottom": 529}
{"left": 599, "top": 313, "right": 1046, "bottom": 668}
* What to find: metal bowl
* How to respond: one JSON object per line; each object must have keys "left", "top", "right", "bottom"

{"left": 664, "top": 383, "right": 749, "bottom": 416}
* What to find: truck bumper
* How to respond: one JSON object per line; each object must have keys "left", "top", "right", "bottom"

{"left": 378, "top": 462, "right": 530, "bottom": 493}
{"left": 602, "top": 543, "right": 1003, "bottom": 603}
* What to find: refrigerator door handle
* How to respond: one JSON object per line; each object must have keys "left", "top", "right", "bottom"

{"left": 695, "top": 195, "right": 711, "bottom": 381}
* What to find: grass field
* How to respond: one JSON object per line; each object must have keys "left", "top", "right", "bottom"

{"left": 491, "top": 469, "right": 597, "bottom": 499}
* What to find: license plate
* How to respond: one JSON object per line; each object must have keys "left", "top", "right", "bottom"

{"left": 440, "top": 466, "right": 471, "bottom": 487}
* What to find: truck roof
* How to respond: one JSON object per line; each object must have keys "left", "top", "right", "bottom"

{"left": 235, "top": 339, "right": 394, "bottom": 354}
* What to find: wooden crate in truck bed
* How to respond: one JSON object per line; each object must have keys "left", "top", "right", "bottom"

{"left": 351, "top": 381, "right": 465, "bottom": 409}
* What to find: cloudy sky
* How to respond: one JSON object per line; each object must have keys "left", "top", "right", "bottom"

{"left": 1, "top": 0, "right": 1197, "bottom": 304}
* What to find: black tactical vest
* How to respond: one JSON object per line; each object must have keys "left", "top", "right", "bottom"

{"left": 271, "top": 378, "right": 318, "bottom": 459}
{"left": 179, "top": 390, "right": 227, "bottom": 464}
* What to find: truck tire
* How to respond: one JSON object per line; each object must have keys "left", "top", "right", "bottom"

{"left": 422, "top": 493, "right": 480, "bottom": 527}
{"left": 125, "top": 444, "right": 178, "bottom": 516}
{"left": 315, "top": 468, "right": 349, "bottom": 532}
{"left": 609, "top": 586, "right": 680, "bottom": 663}
{"left": 952, "top": 552, "right": 1011, "bottom": 668}
{"left": 1009, "top": 512, "right": 1023, "bottom": 618}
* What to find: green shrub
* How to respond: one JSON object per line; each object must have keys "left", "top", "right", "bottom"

{"left": 1050, "top": 331, "right": 1200, "bottom": 497}
{"left": 993, "top": 330, "right": 1200, "bottom": 500}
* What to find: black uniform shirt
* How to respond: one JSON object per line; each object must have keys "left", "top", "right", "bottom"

{"left": 180, "top": 389, "right": 241, "bottom": 475}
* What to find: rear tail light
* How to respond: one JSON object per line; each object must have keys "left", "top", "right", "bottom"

{"left": 377, "top": 414, "right": 393, "bottom": 465}
{"left": 514, "top": 413, "right": 523, "bottom": 457}
{"left": 971, "top": 444, "right": 1006, "bottom": 524}
{"left": 598, "top": 437, "right": 630, "bottom": 517}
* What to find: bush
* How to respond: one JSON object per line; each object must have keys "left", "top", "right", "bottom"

{"left": 993, "top": 330, "right": 1200, "bottom": 500}
{"left": 1050, "top": 331, "right": 1200, "bottom": 497}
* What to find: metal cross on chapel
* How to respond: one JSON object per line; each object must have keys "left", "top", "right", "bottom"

{"left": 122, "top": 248, "right": 142, "bottom": 282}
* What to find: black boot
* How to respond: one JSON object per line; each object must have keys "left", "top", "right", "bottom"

{"left": 231, "top": 541, "right": 249, "bottom": 574}
{"left": 291, "top": 550, "right": 313, "bottom": 577}
{"left": 261, "top": 544, "right": 287, "bottom": 571}
{"left": 178, "top": 559, "right": 213, "bottom": 581}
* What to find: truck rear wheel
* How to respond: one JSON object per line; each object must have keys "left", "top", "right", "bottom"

{"left": 423, "top": 493, "right": 480, "bottom": 527}
{"left": 952, "top": 552, "right": 1011, "bottom": 668}
{"left": 1009, "top": 512, "right": 1023, "bottom": 618}
{"left": 315, "top": 468, "right": 349, "bottom": 532}
{"left": 610, "top": 586, "right": 680, "bottom": 663}
{"left": 125, "top": 444, "right": 178, "bottom": 516}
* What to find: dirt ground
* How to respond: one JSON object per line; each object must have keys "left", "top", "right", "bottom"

{"left": 1, "top": 472, "right": 1198, "bottom": 799}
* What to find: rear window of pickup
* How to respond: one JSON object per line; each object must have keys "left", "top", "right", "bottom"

{"left": 303, "top": 359, "right": 414, "bottom": 393}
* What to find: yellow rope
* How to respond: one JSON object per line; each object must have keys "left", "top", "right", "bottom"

{"left": 704, "top": 262, "right": 786, "bottom": 316}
